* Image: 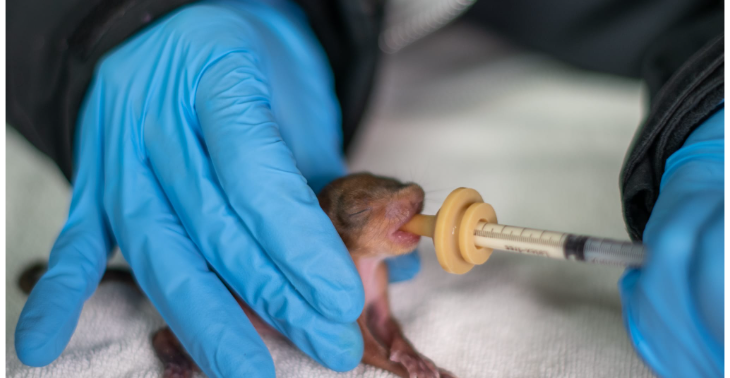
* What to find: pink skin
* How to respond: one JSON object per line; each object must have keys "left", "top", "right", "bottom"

{"left": 388, "top": 195, "right": 424, "bottom": 247}
{"left": 390, "top": 230, "right": 422, "bottom": 246}
{"left": 353, "top": 256, "right": 456, "bottom": 378}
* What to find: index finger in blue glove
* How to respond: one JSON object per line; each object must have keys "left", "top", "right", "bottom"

{"left": 104, "top": 145, "right": 275, "bottom": 378}
{"left": 139, "top": 65, "right": 363, "bottom": 371}
{"left": 15, "top": 94, "right": 113, "bottom": 367}
{"left": 194, "top": 52, "right": 364, "bottom": 322}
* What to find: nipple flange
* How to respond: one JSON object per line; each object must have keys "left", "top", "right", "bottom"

{"left": 400, "top": 188, "right": 497, "bottom": 274}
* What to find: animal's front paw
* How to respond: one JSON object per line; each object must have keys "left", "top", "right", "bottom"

{"left": 389, "top": 339, "right": 440, "bottom": 378}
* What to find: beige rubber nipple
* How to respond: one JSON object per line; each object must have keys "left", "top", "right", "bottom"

{"left": 400, "top": 188, "right": 497, "bottom": 274}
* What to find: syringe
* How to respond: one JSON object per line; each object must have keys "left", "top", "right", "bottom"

{"left": 400, "top": 188, "right": 646, "bottom": 274}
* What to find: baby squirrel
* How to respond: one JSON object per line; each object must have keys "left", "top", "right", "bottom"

{"left": 19, "top": 172, "right": 455, "bottom": 378}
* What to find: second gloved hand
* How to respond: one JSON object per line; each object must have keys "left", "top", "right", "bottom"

{"left": 15, "top": 0, "right": 368, "bottom": 376}
{"left": 619, "top": 106, "right": 724, "bottom": 378}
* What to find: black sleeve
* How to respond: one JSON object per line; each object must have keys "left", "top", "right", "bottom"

{"left": 7, "top": 0, "right": 383, "bottom": 182}
{"left": 8, "top": 0, "right": 198, "bottom": 181}
{"left": 293, "top": 0, "right": 384, "bottom": 156}
{"left": 464, "top": 0, "right": 723, "bottom": 240}
{"left": 620, "top": 35, "right": 723, "bottom": 241}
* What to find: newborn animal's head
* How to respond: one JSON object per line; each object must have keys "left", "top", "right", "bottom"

{"left": 318, "top": 173, "right": 425, "bottom": 258}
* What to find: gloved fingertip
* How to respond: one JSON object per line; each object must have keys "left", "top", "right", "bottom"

{"left": 187, "top": 305, "right": 276, "bottom": 378}
{"left": 14, "top": 269, "right": 91, "bottom": 368}
{"left": 15, "top": 329, "right": 60, "bottom": 367}
{"left": 311, "top": 322, "right": 364, "bottom": 372}
{"left": 223, "top": 351, "right": 276, "bottom": 378}
{"left": 386, "top": 250, "right": 421, "bottom": 283}
{"left": 325, "top": 344, "right": 363, "bottom": 373}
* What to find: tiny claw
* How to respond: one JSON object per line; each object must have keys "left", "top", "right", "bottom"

{"left": 389, "top": 347, "right": 440, "bottom": 378}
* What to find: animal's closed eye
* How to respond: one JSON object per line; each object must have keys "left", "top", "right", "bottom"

{"left": 349, "top": 208, "right": 371, "bottom": 217}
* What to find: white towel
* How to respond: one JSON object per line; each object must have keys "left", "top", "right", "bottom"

{"left": 6, "top": 22, "right": 655, "bottom": 378}
{"left": 7, "top": 250, "right": 654, "bottom": 378}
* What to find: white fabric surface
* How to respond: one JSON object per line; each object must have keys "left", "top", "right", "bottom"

{"left": 6, "top": 23, "right": 655, "bottom": 377}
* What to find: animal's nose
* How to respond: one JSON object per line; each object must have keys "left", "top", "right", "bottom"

{"left": 400, "top": 184, "right": 425, "bottom": 204}
{"left": 387, "top": 184, "right": 425, "bottom": 220}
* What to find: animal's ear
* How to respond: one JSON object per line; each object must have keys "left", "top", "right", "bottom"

{"left": 316, "top": 176, "right": 343, "bottom": 210}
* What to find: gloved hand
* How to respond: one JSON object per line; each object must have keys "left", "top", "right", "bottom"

{"left": 619, "top": 105, "right": 724, "bottom": 377}
{"left": 14, "top": 0, "right": 416, "bottom": 375}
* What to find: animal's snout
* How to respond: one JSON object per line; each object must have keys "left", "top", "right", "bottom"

{"left": 386, "top": 184, "right": 425, "bottom": 221}
{"left": 400, "top": 184, "right": 425, "bottom": 213}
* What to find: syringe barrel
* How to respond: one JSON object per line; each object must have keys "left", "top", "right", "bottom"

{"left": 583, "top": 238, "right": 644, "bottom": 267}
{"left": 472, "top": 222, "right": 645, "bottom": 267}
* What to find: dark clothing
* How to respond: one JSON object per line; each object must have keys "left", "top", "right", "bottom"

{"left": 8, "top": 0, "right": 196, "bottom": 181}
{"left": 7, "top": 0, "right": 383, "bottom": 181}
{"left": 464, "top": 0, "right": 724, "bottom": 240}
{"left": 7, "top": 0, "right": 724, "bottom": 241}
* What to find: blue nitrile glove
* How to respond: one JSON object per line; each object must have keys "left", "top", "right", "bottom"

{"left": 387, "top": 251, "right": 421, "bottom": 283}
{"left": 9, "top": 0, "right": 420, "bottom": 375}
{"left": 619, "top": 105, "right": 724, "bottom": 378}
